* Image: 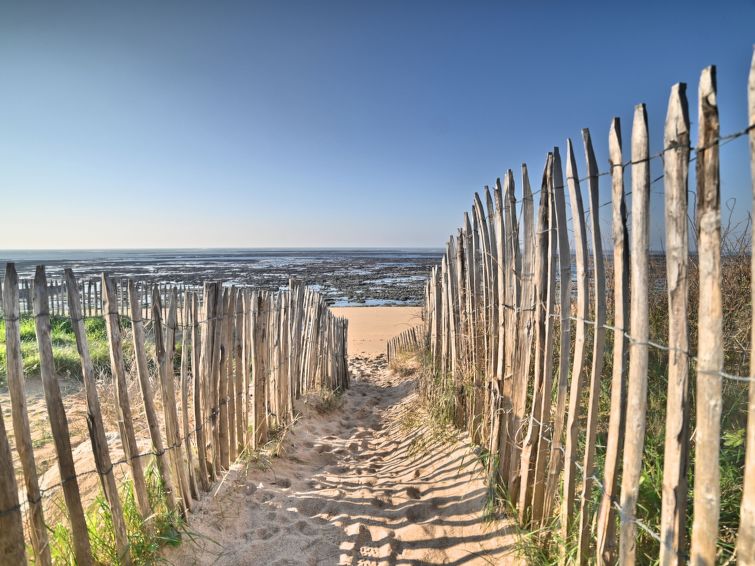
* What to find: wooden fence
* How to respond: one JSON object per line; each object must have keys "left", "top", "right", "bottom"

{"left": 0, "top": 264, "right": 348, "bottom": 565}
{"left": 419, "top": 52, "right": 755, "bottom": 565}
{"left": 386, "top": 325, "right": 423, "bottom": 364}
{"left": 3, "top": 277, "right": 199, "bottom": 326}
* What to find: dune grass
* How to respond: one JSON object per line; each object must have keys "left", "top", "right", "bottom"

{"left": 47, "top": 461, "right": 184, "bottom": 565}
{"left": 414, "top": 249, "right": 751, "bottom": 564}
{"left": 0, "top": 315, "right": 119, "bottom": 383}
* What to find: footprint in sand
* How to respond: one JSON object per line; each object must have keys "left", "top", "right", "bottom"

{"left": 294, "top": 496, "right": 327, "bottom": 517}
{"left": 257, "top": 525, "right": 281, "bottom": 540}
{"left": 404, "top": 503, "right": 431, "bottom": 522}
{"left": 161, "top": 353, "right": 521, "bottom": 566}
{"left": 427, "top": 497, "right": 444, "bottom": 509}
{"left": 371, "top": 495, "right": 390, "bottom": 509}
{"left": 405, "top": 487, "right": 421, "bottom": 500}
{"left": 318, "top": 452, "right": 337, "bottom": 465}
{"left": 294, "top": 520, "right": 317, "bottom": 536}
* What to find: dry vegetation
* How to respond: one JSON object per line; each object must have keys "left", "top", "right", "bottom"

{"left": 0, "top": 316, "right": 191, "bottom": 564}
{"left": 416, "top": 223, "right": 752, "bottom": 564}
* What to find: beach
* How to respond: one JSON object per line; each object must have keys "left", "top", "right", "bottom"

{"left": 331, "top": 306, "right": 423, "bottom": 356}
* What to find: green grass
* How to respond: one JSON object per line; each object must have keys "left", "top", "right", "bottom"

{"left": 48, "top": 461, "right": 184, "bottom": 565}
{"left": 0, "top": 315, "right": 126, "bottom": 382}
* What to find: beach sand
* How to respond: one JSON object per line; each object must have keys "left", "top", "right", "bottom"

{"left": 163, "top": 306, "right": 520, "bottom": 565}
{"left": 331, "top": 306, "right": 423, "bottom": 357}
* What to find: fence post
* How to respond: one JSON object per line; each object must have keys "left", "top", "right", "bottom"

{"left": 227, "top": 288, "right": 238, "bottom": 463}
{"left": 618, "top": 104, "right": 650, "bottom": 566}
{"left": 157, "top": 288, "right": 192, "bottom": 512}
{"left": 0, "top": 402, "right": 25, "bottom": 564}
{"left": 226, "top": 288, "right": 238, "bottom": 464}
{"left": 576, "top": 128, "right": 607, "bottom": 564}
{"left": 127, "top": 280, "right": 179, "bottom": 513}
{"left": 595, "top": 118, "right": 630, "bottom": 565}
{"left": 103, "top": 273, "right": 152, "bottom": 520}
{"left": 690, "top": 65, "right": 723, "bottom": 566}
{"left": 253, "top": 292, "right": 269, "bottom": 447}
{"left": 659, "top": 83, "right": 691, "bottom": 566}
{"left": 472, "top": 195, "right": 490, "bottom": 443}
{"left": 3, "top": 265, "right": 51, "bottom": 565}
{"left": 517, "top": 154, "right": 553, "bottom": 522}
{"left": 192, "top": 291, "right": 209, "bottom": 490}
{"left": 210, "top": 285, "right": 224, "bottom": 476}
{"left": 34, "top": 266, "right": 93, "bottom": 565}
{"left": 218, "top": 288, "right": 231, "bottom": 470}
{"left": 530, "top": 158, "right": 558, "bottom": 526}
{"left": 558, "top": 139, "right": 591, "bottom": 539}
{"left": 65, "top": 269, "right": 132, "bottom": 565}
{"left": 737, "top": 46, "right": 755, "bottom": 565}
{"left": 196, "top": 284, "right": 215, "bottom": 488}
{"left": 234, "top": 288, "right": 245, "bottom": 455}
{"left": 507, "top": 164, "right": 535, "bottom": 497}
{"left": 493, "top": 180, "right": 506, "bottom": 463}
{"left": 242, "top": 290, "right": 252, "bottom": 452}
{"left": 280, "top": 290, "right": 292, "bottom": 422}
{"left": 542, "top": 147, "right": 572, "bottom": 524}
{"left": 501, "top": 170, "right": 521, "bottom": 483}
{"left": 454, "top": 230, "right": 467, "bottom": 427}
{"left": 181, "top": 290, "right": 199, "bottom": 499}
{"left": 485, "top": 188, "right": 499, "bottom": 398}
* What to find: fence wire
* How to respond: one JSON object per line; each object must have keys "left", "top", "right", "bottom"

{"left": 418, "top": 117, "right": 755, "bottom": 562}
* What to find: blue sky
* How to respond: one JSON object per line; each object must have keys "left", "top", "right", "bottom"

{"left": 0, "top": 1, "right": 753, "bottom": 249}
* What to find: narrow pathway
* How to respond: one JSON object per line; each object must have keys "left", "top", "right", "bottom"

{"left": 164, "top": 356, "right": 520, "bottom": 565}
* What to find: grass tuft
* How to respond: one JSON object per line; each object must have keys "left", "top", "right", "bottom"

{"left": 48, "top": 460, "right": 184, "bottom": 565}
{"left": 0, "top": 314, "right": 115, "bottom": 383}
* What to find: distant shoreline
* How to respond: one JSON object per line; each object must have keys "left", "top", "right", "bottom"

{"left": 1, "top": 249, "right": 440, "bottom": 307}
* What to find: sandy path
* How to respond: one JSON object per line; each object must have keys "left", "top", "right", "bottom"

{"left": 163, "top": 355, "right": 520, "bottom": 565}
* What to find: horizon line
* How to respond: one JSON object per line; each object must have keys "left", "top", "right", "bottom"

{"left": 0, "top": 246, "right": 445, "bottom": 252}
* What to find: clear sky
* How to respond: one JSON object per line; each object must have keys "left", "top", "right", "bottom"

{"left": 0, "top": 1, "right": 753, "bottom": 249}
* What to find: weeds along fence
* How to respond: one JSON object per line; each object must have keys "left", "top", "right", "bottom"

{"left": 386, "top": 325, "right": 423, "bottom": 364}
{"left": 0, "top": 264, "right": 348, "bottom": 565}
{"left": 417, "top": 52, "right": 755, "bottom": 565}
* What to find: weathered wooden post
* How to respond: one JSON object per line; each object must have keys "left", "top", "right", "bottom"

{"left": 3, "top": 265, "right": 51, "bottom": 565}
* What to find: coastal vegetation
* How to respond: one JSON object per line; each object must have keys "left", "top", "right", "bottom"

{"left": 413, "top": 240, "right": 752, "bottom": 564}
{"left": 0, "top": 315, "right": 115, "bottom": 382}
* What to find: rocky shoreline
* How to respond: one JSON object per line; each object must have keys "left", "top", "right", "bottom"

{"left": 7, "top": 249, "right": 441, "bottom": 306}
